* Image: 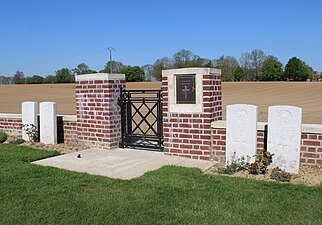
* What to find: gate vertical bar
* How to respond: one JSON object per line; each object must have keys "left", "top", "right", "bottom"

{"left": 119, "top": 87, "right": 126, "bottom": 148}
{"left": 157, "top": 90, "right": 163, "bottom": 150}
{"left": 127, "top": 91, "right": 132, "bottom": 137}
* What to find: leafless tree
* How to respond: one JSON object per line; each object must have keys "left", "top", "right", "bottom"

{"left": 215, "top": 56, "right": 239, "bottom": 81}
{"left": 240, "top": 49, "right": 266, "bottom": 81}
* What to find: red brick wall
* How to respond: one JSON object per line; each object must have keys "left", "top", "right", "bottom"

{"left": 301, "top": 133, "right": 322, "bottom": 167}
{"left": 212, "top": 129, "right": 226, "bottom": 162}
{"left": 0, "top": 115, "right": 78, "bottom": 144}
{"left": 212, "top": 127, "right": 322, "bottom": 168}
{"left": 63, "top": 120, "right": 78, "bottom": 145}
{"left": 0, "top": 117, "right": 22, "bottom": 136}
{"left": 75, "top": 76, "right": 125, "bottom": 149}
{"left": 163, "top": 73, "right": 222, "bottom": 160}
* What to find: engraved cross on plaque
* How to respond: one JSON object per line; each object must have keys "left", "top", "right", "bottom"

{"left": 182, "top": 85, "right": 189, "bottom": 99}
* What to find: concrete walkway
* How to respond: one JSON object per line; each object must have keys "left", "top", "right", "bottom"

{"left": 33, "top": 149, "right": 214, "bottom": 180}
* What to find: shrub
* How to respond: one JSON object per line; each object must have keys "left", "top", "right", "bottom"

{"left": 271, "top": 167, "right": 292, "bottom": 182}
{"left": 9, "top": 139, "right": 25, "bottom": 145}
{"left": 218, "top": 153, "right": 249, "bottom": 175}
{"left": 247, "top": 149, "right": 274, "bottom": 175}
{"left": 22, "top": 124, "right": 39, "bottom": 142}
{"left": 0, "top": 131, "right": 8, "bottom": 143}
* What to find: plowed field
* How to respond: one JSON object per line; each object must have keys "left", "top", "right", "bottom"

{"left": 1, "top": 82, "right": 321, "bottom": 124}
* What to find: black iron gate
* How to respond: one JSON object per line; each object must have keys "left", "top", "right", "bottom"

{"left": 119, "top": 88, "right": 163, "bottom": 151}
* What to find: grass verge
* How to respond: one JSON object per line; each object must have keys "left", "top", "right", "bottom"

{"left": 0, "top": 144, "right": 321, "bottom": 225}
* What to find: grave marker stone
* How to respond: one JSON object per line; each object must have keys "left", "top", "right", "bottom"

{"left": 40, "top": 102, "right": 57, "bottom": 144}
{"left": 226, "top": 104, "right": 258, "bottom": 164}
{"left": 268, "top": 105, "right": 302, "bottom": 174}
{"left": 22, "top": 101, "right": 38, "bottom": 141}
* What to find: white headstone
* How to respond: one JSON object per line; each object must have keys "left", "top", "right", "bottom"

{"left": 226, "top": 104, "right": 258, "bottom": 164}
{"left": 40, "top": 102, "right": 57, "bottom": 144}
{"left": 268, "top": 105, "right": 302, "bottom": 174}
{"left": 22, "top": 101, "right": 38, "bottom": 141}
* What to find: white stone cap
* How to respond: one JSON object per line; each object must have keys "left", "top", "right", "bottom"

{"left": 22, "top": 101, "right": 37, "bottom": 104}
{"left": 58, "top": 115, "right": 77, "bottom": 122}
{"left": 302, "top": 124, "right": 322, "bottom": 133}
{"left": 211, "top": 120, "right": 322, "bottom": 134}
{"left": 0, "top": 113, "right": 77, "bottom": 122}
{"left": 76, "top": 73, "right": 125, "bottom": 81}
{"left": 0, "top": 113, "right": 22, "bottom": 119}
{"left": 162, "top": 67, "right": 221, "bottom": 76}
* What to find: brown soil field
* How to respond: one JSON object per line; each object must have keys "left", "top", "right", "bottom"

{"left": 0, "top": 82, "right": 322, "bottom": 124}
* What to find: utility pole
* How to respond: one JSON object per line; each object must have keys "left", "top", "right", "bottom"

{"left": 107, "top": 47, "right": 114, "bottom": 74}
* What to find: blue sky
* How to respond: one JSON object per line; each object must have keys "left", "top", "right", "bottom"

{"left": 0, "top": 0, "right": 321, "bottom": 76}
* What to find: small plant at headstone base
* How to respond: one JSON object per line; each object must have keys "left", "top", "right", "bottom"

{"left": 0, "top": 131, "right": 8, "bottom": 143}
{"left": 271, "top": 167, "right": 292, "bottom": 182}
{"left": 22, "top": 124, "right": 39, "bottom": 142}
{"left": 246, "top": 149, "right": 274, "bottom": 175}
{"left": 9, "top": 138, "right": 25, "bottom": 145}
{"left": 217, "top": 153, "right": 250, "bottom": 175}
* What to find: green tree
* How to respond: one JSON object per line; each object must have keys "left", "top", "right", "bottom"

{"left": 234, "top": 66, "right": 246, "bottom": 81}
{"left": 72, "top": 63, "right": 97, "bottom": 75}
{"left": 204, "top": 60, "right": 213, "bottom": 67}
{"left": 261, "top": 56, "right": 283, "bottom": 81}
{"left": 13, "top": 71, "right": 25, "bottom": 84}
{"left": 26, "top": 75, "right": 45, "bottom": 84}
{"left": 44, "top": 75, "right": 57, "bottom": 83}
{"left": 55, "top": 68, "right": 74, "bottom": 83}
{"left": 284, "top": 57, "right": 312, "bottom": 81}
{"left": 120, "top": 66, "right": 145, "bottom": 82}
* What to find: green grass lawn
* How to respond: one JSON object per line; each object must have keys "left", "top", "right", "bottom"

{"left": 0, "top": 144, "right": 321, "bottom": 225}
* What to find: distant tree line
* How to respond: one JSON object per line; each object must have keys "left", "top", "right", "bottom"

{"left": 1, "top": 49, "right": 319, "bottom": 84}
{"left": 149, "top": 49, "right": 316, "bottom": 82}
{"left": 1, "top": 62, "right": 147, "bottom": 84}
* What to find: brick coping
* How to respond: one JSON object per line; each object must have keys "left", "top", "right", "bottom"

{"left": 75, "top": 73, "right": 125, "bottom": 81}
{"left": 162, "top": 67, "right": 221, "bottom": 76}
{"left": 211, "top": 120, "right": 322, "bottom": 134}
{"left": 0, "top": 113, "right": 77, "bottom": 122}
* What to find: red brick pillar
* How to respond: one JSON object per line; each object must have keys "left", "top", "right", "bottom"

{"left": 162, "top": 68, "right": 222, "bottom": 160}
{"left": 75, "top": 73, "right": 126, "bottom": 149}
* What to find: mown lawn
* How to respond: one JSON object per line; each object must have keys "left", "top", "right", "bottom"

{"left": 0, "top": 144, "right": 321, "bottom": 225}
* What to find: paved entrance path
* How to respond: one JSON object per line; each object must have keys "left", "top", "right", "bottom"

{"left": 33, "top": 149, "right": 214, "bottom": 180}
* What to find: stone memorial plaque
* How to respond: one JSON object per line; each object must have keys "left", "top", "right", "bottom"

{"left": 268, "top": 105, "right": 302, "bottom": 174}
{"left": 226, "top": 104, "right": 258, "bottom": 164}
{"left": 176, "top": 74, "right": 196, "bottom": 104}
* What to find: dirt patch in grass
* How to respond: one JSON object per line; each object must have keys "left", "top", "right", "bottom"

{"left": 4, "top": 135, "right": 88, "bottom": 154}
{"left": 206, "top": 165, "right": 322, "bottom": 186}
{"left": 20, "top": 142, "right": 89, "bottom": 154}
